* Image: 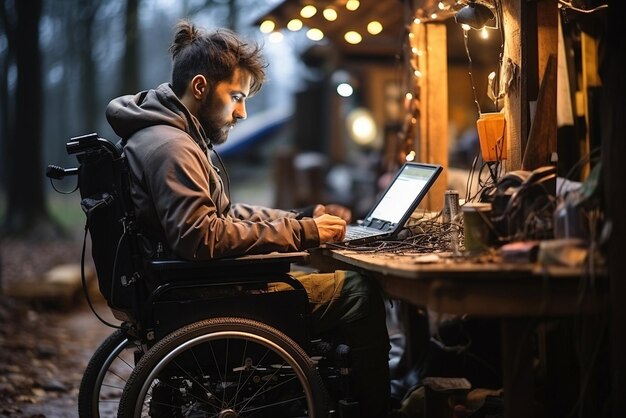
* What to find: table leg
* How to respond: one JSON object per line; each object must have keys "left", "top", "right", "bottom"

{"left": 501, "top": 318, "right": 536, "bottom": 418}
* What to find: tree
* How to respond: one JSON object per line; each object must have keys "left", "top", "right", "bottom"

{"left": 0, "top": 0, "right": 56, "bottom": 238}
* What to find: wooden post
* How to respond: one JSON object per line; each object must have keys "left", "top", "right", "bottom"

{"left": 415, "top": 22, "right": 448, "bottom": 211}
{"left": 501, "top": 0, "right": 558, "bottom": 171}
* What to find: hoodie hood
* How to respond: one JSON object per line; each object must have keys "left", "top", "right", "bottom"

{"left": 106, "top": 83, "right": 209, "bottom": 152}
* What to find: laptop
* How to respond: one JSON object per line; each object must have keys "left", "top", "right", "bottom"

{"left": 340, "top": 162, "right": 442, "bottom": 245}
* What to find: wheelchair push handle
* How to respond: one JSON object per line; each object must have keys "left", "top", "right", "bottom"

{"left": 46, "top": 164, "right": 78, "bottom": 179}
{"left": 47, "top": 132, "right": 119, "bottom": 182}
{"left": 66, "top": 132, "right": 119, "bottom": 157}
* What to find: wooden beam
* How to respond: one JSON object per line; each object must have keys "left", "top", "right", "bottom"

{"left": 416, "top": 22, "right": 448, "bottom": 211}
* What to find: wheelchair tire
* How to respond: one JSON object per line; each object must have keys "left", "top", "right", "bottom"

{"left": 118, "top": 317, "right": 330, "bottom": 418}
{"left": 78, "top": 329, "right": 139, "bottom": 417}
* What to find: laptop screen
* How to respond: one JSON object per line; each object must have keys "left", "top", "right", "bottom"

{"left": 366, "top": 163, "right": 442, "bottom": 225}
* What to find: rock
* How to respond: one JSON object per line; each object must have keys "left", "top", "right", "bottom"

{"left": 38, "top": 378, "right": 68, "bottom": 393}
{"left": 5, "top": 264, "right": 95, "bottom": 308}
{"left": 34, "top": 345, "right": 57, "bottom": 359}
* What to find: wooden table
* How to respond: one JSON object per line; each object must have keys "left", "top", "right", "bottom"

{"left": 309, "top": 247, "right": 607, "bottom": 418}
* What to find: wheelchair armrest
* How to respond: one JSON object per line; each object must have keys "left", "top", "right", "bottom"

{"left": 144, "top": 251, "right": 310, "bottom": 284}
{"left": 147, "top": 251, "right": 309, "bottom": 271}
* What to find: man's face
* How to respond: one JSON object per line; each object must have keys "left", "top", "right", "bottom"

{"left": 198, "top": 68, "right": 252, "bottom": 145}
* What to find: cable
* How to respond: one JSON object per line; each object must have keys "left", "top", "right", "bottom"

{"left": 462, "top": 28, "right": 482, "bottom": 118}
{"left": 80, "top": 221, "right": 122, "bottom": 330}
{"left": 49, "top": 177, "right": 79, "bottom": 194}
{"left": 211, "top": 146, "right": 231, "bottom": 203}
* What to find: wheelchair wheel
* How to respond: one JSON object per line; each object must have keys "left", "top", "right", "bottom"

{"left": 118, "top": 317, "right": 330, "bottom": 418}
{"left": 78, "top": 329, "right": 139, "bottom": 417}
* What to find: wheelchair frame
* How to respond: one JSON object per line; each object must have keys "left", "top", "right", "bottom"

{"left": 47, "top": 133, "right": 356, "bottom": 418}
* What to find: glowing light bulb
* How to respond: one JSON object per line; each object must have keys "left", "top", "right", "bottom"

{"left": 287, "top": 18, "right": 303, "bottom": 31}
{"left": 480, "top": 27, "right": 489, "bottom": 39}
{"left": 346, "top": 0, "right": 360, "bottom": 11}
{"left": 367, "top": 21, "right": 383, "bottom": 35}
{"left": 306, "top": 28, "right": 324, "bottom": 41}
{"left": 406, "top": 150, "right": 416, "bottom": 161}
{"left": 337, "top": 83, "right": 353, "bottom": 97}
{"left": 344, "top": 31, "right": 362, "bottom": 44}
{"left": 347, "top": 108, "right": 377, "bottom": 146}
{"left": 259, "top": 20, "right": 275, "bottom": 33}
{"left": 300, "top": 5, "right": 317, "bottom": 18}
{"left": 323, "top": 7, "right": 338, "bottom": 21}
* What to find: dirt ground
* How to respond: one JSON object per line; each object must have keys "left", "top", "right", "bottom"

{"left": 1, "top": 237, "right": 115, "bottom": 418}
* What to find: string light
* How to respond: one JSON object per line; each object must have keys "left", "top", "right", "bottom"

{"left": 300, "top": 5, "right": 317, "bottom": 18}
{"left": 306, "top": 28, "right": 324, "bottom": 41}
{"left": 346, "top": 0, "right": 360, "bottom": 11}
{"left": 257, "top": 0, "right": 395, "bottom": 46}
{"left": 323, "top": 7, "right": 338, "bottom": 21}
{"left": 344, "top": 31, "right": 362, "bottom": 44}
{"left": 367, "top": 21, "right": 383, "bottom": 35}
{"left": 259, "top": 20, "right": 275, "bottom": 33}
{"left": 287, "top": 18, "right": 303, "bottom": 31}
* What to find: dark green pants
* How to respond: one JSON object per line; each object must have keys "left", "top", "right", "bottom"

{"left": 272, "top": 270, "right": 391, "bottom": 417}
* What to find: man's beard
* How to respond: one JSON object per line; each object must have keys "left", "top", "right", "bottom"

{"left": 203, "top": 122, "right": 229, "bottom": 145}
{"left": 198, "top": 92, "right": 230, "bottom": 145}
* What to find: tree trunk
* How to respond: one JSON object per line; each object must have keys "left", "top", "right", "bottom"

{"left": 2, "top": 0, "right": 56, "bottom": 238}
{"left": 77, "top": 0, "right": 99, "bottom": 131}
{"left": 122, "top": 0, "right": 139, "bottom": 96}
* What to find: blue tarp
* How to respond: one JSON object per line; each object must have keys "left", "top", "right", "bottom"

{"left": 213, "top": 107, "right": 293, "bottom": 158}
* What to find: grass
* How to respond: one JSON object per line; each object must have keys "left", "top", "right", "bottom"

{"left": 47, "top": 193, "right": 86, "bottom": 233}
{"left": 0, "top": 191, "right": 85, "bottom": 237}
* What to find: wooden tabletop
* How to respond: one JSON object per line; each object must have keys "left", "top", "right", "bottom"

{"left": 309, "top": 247, "right": 606, "bottom": 317}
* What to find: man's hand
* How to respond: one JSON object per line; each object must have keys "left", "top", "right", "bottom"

{"left": 312, "top": 204, "right": 352, "bottom": 223}
{"left": 313, "top": 213, "right": 346, "bottom": 243}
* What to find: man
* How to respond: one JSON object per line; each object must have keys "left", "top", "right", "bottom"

{"left": 106, "top": 20, "right": 391, "bottom": 417}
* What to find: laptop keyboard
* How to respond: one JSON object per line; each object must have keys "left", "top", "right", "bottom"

{"left": 344, "top": 226, "right": 377, "bottom": 241}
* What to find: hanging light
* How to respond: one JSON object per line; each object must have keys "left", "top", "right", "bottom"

{"left": 346, "top": 0, "right": 360, "bottom": 11}
{"left": 367, "top": 21, "right": 383, "bottom": 35}
{"left": 300, "top": 5, "right": 317, "bottom": 18}
{"left": 344, "top": 31, "right": 362, "bottom": 45}
{"left": 323, "top": 7, "right": 338, "bottom": 21}
{"left": 259, "top": 20, "right": 275, "bottom": 34}
{"left": 306, "top": 28, "right": 324, "bottom": 41}
{"left": 454, "top": 0, "right": 495, "bottom": 30}
{"left": 287, "top": 18, "right": 303, "bottom": 31}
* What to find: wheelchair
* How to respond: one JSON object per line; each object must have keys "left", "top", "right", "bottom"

{"left": 47, "top": 133, "right": 358, "bottom": 418}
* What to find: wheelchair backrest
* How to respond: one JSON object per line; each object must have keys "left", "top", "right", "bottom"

{"left": 68, "top": 133, "right": 140, "bottom": 313}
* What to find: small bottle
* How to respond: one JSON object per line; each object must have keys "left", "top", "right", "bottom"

{"left": 442, "top": 190, "right": 460, "bottom": 224}
{"left": 443, "top": 190, "right": 461, "bottom": 255}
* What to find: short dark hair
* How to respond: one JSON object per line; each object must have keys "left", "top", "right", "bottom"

{"left": 169, "top": 20, "right": 267, "bottom": 97}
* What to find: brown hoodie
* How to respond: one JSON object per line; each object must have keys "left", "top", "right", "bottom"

{"left": 105, "top": 83, "right": 319, "bottom": 260}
